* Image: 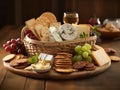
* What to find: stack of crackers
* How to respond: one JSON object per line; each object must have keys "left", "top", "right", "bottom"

{"left": 54, "top": 52, "right": 74, "bottom": 73}
{"left": 25, "top": 12, "right": 61, "bottom": 41}
{"left": 3, "top": 54, "right": 30, "bottom": 69}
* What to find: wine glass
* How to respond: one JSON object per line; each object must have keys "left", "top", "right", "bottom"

{"left": 63, "top": 12, "right": 79, "bottom": 24}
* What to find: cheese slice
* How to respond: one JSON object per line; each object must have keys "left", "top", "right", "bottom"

{"left": 91, "top": 48, "right": 111, "bottom": 66}
{"left": 72, "top": 24, "right": 90, "bottom": 38}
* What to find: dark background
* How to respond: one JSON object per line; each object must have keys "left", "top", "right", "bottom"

{"left": 0, "top": 0, "right": 120, "bottom": 28}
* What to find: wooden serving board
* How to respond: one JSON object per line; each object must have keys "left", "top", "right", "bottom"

{"left": 3, "top": 62, "right": 111, "bottom": 80}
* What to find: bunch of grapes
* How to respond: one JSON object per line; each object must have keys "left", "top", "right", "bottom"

{"left": 24, "top": 29, "right": 38, "bottom": 40}
{"left": 3, "top": 38, "right": 27, "bottom": 55}
{"left": 72, "top": 43, "right": 92, "bottom": 63}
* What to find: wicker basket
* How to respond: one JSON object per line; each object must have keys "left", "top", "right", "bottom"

{"left": 21, "top": 27, "right": 97, "bottom": 56}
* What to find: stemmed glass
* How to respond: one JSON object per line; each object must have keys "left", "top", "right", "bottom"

{"left": 63, "top": 12, "right": 79, "bottom": 24}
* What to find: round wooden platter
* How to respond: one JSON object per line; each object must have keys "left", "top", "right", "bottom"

{"left": 3, "top": 61, "right": 111, "bottom": 80}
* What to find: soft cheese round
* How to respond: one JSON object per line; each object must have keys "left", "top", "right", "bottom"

{"left": 58, "top": 23, "right": 77, "bottom": 41}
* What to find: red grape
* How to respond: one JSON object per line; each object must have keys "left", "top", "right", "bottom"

{"left": 16, "top": 41, "right": 23, "bottom": 48}
{"left": 24, "top": 30, "right": 32, "bottom": 35}
{"left": 16, "top": 38, "right": 21, "bottom": 42}
{"left": 17, "top": 49, "right": 23, "bottom": 54}
{"left": 24, "top": 29, "right": 38, "bottom": 40}
{"left": 11, "top": 39, "right": 16, "bottom": 43}
{"left": 3, "top": 38, "right": 27, "bottom": 55}
{"left": 5, "top": 45, "right": 11, "bottom": 52}
{"left": 6, "top": 41, "right": 12, "bottom": 45}
{"left": 3, "top": 43, "right": 8, "bottom": 48}
{"left": 10, "top": 43, "right": 17, "bottom": 50}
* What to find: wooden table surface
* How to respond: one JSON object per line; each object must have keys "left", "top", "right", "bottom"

{"left": 0, "top": 26, "right": 120, "bottom": 90}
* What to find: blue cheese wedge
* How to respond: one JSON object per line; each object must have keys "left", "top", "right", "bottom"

{"left": 91, "top": 48, "right": 111, "bottom": 66}
{"left": 49, "top": 27, "right": 63, "bottom": 42}
{"left": 38, "top": 53, "right": 54, "bottom": 63}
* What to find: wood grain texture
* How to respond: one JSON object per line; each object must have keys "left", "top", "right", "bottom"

{"left": 3, "top": 62, "right": 111, "bottom": 80}
{"left": 0, "top": 26, "right": 120, "bottom": 90}
{"left": 0, "top": 26, "right": 45, "bottom": 90}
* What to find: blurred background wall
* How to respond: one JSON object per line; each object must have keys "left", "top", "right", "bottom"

{"left": 0, "top": 0, "right": 120, "bottom": 28}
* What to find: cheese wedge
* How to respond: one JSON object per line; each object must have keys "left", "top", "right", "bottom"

{"left": 72, "top": 24, "right": 91, "bottom": 38}
{"left": 91, "top": 48, "right": 111, "bottom": 66}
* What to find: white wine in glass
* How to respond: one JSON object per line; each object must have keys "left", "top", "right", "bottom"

{"left": 63, "top": 12, "right": 79, "bottom": 24}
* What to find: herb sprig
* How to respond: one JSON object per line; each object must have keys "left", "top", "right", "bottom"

{"left": 92, "top": 25, "right": 101, "bottom": 36}
{"left": 80, "top": 32, "right": 88, "bottom": 38}
{"left": 29, "top": 54, "right": 39, "bottom": 64}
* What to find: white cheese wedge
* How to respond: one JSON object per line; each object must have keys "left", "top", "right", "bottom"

{"left": 91, "top": 48, "right": 111, "bottom": 66}
{"left": 72, "top": 24, "right": 90, "bottom": 38}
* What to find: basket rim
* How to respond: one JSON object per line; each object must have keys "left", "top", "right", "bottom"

{"left": 24, "top": 35, "right": 97, "bottom": 45}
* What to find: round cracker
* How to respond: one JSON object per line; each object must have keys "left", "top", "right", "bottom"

{"left": 110, "top": 56, "right": 120, "bottom": 61}
{"left": 36, "top": 16, "right": 50, "bottom": 27}
{"left": 3, "top": 54, "right": 16, "bottom": 62}
{"left": 55, "top": 68, "right": 74, "bottom": 73}
{"left": 40, "top": 12, "right": 57, "bottom": 24}
{"left": 54, "top": 55, "right": 66, "bottom": 59}
{"left": 10, "top": 60, "right": 19, "bottom": 67}
{"left": 55, "top": 60, "right": 72, "bottom": 64}
{"left": 14, "top": 54, "right": 23, "bottom": 60}
{"left": 55, "top": 59, "right": 72, "bottom": 62}
{"left": 10, "top": 58, "right": 29, "bottom": 67}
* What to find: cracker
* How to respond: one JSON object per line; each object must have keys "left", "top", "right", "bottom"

{"left": 34, "top": 24, "right": 49, "bottom": 41}
{"left": 50, "top": 22, "right": 61, "bottom": 30}
{"left": 10, "top": 60, "right": 19, "bottom": 66}
{"left": 54, "top": 55, "right": 66, "bottom": 59}
{"left": 104, "top": 48, "right": 117, "bottom": 55}
{"left": 85, "top": 66, "right": 96, "bottom": 71}
{"left": 30, "top": 27, "right": 39, "bottom": 40}
{"left": 55, "top": 60, "right": 72, "bottom": 63}
{"left": 14, "top": 54, "right": 24, "bottom": 60}
{"left": 17, "top": 59, "right": 29, "bottom": 64}
{"left": 34, "top": 24, "right": 43, "bottom": 39}
{"left": 10, "top": 58, "right": 29, "bottom": 68}
{"left": 3, "top": 54, "right": 16, "bottom": 62}
{"left": 25, "top": 18, "right": 39, "bottom": 39}
{"left": 110, "top": 56, "right": 120, "bottom": 61}
{"left": 55, "top": 68, "right": 74, "bottom": 73}
{"left": 25, "top": 18, "right": 36, "bottom": 29}
{"left": 55, "top": 59, "right": 72, "bottom": 62}
{"left": 40, "top": 12, "right": 57, "bottom": 24}
{"left": 41, "top": 35, "right": 49, "bottom": 41}
{"left": 36, "top": 16, "right": 50, "bottom": 27}
{"left": 57, "top": 52, "right": 72, "bottom": 57}
{"left": 40, "top": 26, "right": 49, "bottom": 41}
